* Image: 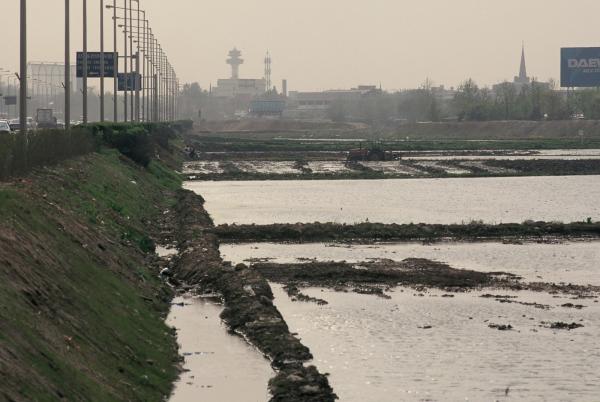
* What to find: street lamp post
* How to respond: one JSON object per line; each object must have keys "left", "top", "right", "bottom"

{"left": 112, "top": 0, "right": 117, "bottom": 121}
{"left": 100, "top": 0, "right": 105, "bottom": 122}
{"left": 20, "top": 0, "right": 27, "bottom": 135}
{"left": 83, "top": 0, "right": 88, "bottom": 124}
{"left": 65, "top": 0, "right": 70, "bottom": 129}
{"left": 123, "top": 0, "right": 128, "bottom": 121}
{"left": 133, "top": 0, "right": 140, "bottom": 122}
{"left": 128, "top": 0, "right": 133, "bottom": 121}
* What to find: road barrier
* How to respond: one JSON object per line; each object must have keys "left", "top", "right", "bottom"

{"left": 0, "top": 120, "right": 192, "bottom": 180}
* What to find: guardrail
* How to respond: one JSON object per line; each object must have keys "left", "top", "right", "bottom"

{"left": 0, "top": 120, "right": 192, "bottom": 180}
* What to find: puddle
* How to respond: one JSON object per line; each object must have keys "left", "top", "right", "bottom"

{"left": 167, "top": 296, "right": 273, "bottom": 402}
{"left": 156, "top": 245, "right": 178, "bottom": 258}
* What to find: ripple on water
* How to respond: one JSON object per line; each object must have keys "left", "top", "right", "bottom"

{"left": 271, "top": 285, "right": 600, "bottom": 402}
{"left": 220, "top": 241, "right": 600, "bottom": 286}
{"left": 167, "top": 296, "right": 273, "bottom": 402}
{"left": 185, "top": 176, "right": 600, "bottom": 225}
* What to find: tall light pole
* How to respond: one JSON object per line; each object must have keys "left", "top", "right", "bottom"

{"left": 135, "top": 0, "right": 140, "bottom": 122}
{"left": 20, "top": 0, "right": 27, "bottom": 135}
{"left": 100, "top": 0, "right": 105, "bottom": 122}
{"left": 128, "top": 0, "right": 134, "bottom": 121}
{"left": 82, "top": 0, "right": 88, "bottom": 124}
{"left": 123, "top": 0, "right": 128, "bottom": 121}
{"left": 113, "top": 0, "right": 117, "bottom": 121}
{"left": 65, "top": 0, "right": 70, "bottom": 129}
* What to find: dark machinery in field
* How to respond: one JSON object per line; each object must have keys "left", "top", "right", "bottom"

{"left": 346, "top": 143, "right": 395, "bottom": 162}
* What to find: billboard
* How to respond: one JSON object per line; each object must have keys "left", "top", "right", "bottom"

{"left": 117, "top": 73, "right": 142, "bottom": 91}
{"left": 4, "top": 96, "right": 17, "bottom": 106}
{"left": 76, "top": 52, "right": 117, "bottom": 78}
{"left": 561, "top": 47, "right": 600, "bottom": 87}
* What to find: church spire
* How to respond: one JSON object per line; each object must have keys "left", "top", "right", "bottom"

{"left": 519, "top": 42, "right": 527, "bottom": 81}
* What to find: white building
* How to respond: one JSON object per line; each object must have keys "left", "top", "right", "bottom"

{"left": 212, "top": 48, "right": 266, "bottom": 99}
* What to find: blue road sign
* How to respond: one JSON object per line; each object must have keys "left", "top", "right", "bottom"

{"left": 561, "top": 47, "right": 600, "bottom": 87}
{"left": 117, "top": 73, "right": 142, "bottom": 91}
{"left": 76, "top": 52, "right": 118, "bottom": 78}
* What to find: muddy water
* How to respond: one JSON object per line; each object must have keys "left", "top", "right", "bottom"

{"left": 167, "top": 296, "right": 273, "bottom": 402}
{"left": 185, "top": 176, "right": 600, "bottom": 225}
{"left": 403, "top": 149, "right": 600, "bottom": 160}
{"left": 220, "top": 241, "right": 600, "bottom": 286}
{"left": 404, "top": 155, "right": 600, "bottom": 160}
{"left": 271, "top": 285, "right": 600, "bottom": 402}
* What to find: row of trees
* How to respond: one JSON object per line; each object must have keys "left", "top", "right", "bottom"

{"left": 176, "top": 80, "right": 600, "bottom": 123}
{"left": 328, "top": 79, "right": 600, "bottom": 123}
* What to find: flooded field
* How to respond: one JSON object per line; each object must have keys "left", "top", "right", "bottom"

{"left": 183, "top": 173, "right": 600, "bottom": 402}
{"left": 271, "top": 285, "right": 600, "bottom": 402}
{"left": 183, "top": 158, "right": 600, "bottom": 178}
{"left": 167, "top": 296, "right": 273, "bottom": 402}
{"left": 220, "top": 241, "right": 600, "bottom": 286}
{"left": 185, "top": 176, "right": 600, "bottom": 225}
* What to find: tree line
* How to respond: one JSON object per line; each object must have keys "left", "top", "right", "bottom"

{"left": 176, "top": 80, "right": 600, "bottom": 123}
{"left": 328, "top": 79, "right": 600, "bottom": 123}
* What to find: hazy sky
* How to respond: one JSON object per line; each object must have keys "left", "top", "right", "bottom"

{"left": 2, "top": 0, "right": 600, "bottom": 92}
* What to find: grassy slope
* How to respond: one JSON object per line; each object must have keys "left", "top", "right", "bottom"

{"left": 0, "top": 149, "right": 181, "bottom": 402}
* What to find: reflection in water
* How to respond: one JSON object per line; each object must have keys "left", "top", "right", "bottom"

{"left": 272, "top": 285, "right": 600, "bottom": 402}
{"left": 220, "top": 241, "right": 600, "bottom": 285}
{"left": 167, "top": 296, "right": 273, "bottom": 402}
{"left": 186, "top": 176, "right": 600, "bottom": 225}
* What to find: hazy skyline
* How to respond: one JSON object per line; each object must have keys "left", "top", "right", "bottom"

{"left": 3, "top": 0, "right": 600, "bottom": 92}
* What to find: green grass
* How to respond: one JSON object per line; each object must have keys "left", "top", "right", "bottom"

{"left": 0, "top": 147, "right": 182, "bottom": 402}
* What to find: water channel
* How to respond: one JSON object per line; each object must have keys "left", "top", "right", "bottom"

{"left": 167, "top": 295, "right": 273, "bottom": 401}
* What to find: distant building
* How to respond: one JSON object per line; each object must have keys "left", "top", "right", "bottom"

{"left": 213, "top": 78, "right": 267, "bottom": 99}
{"left": 249, "top": 99, "right": 286, "bottom": 116}
{"left": 212, "top": 48, "right": 266, "bottom": 101}
{"left": 493, "top": 45, "right": 550, "bottom": 94}
{"left": 514, "top": 45, "right": 530, "bottom": 86}
{"left": 288, "top": 86, "right": 380, "bottom": 110}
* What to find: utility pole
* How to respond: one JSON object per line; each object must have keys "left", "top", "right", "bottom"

{"left": 65, "top": 0, "right": 70, "bottom": 130}
{"left": 82, "top": 0, "right": 88, "bottom": 124}
{"left": 141, "top": 17, "right": 146, "bottom": 121}
{"left": 135, "top": 2, "right": 140, "bottom": 121}
{"left": 100, "top": 0, "right": 105, "bottom": 121}
{"left": 19, "top": 0, "right": 27, "bottom": 136}
{"left": 154, "top": 73, "right": 158, "bottom": 122}
{"left": 129, "top": 0, "right": 134, "bottom": 121}
{"left": 135, "top": 52, "right": 140, "bottom": 121}
{"left": 113, "top": 0, "right": 117, "bottom": 121}
{"left": 123, "top": 0, "right": 128, "bottom": 121}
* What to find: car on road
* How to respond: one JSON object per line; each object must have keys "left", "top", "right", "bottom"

{"left": 0, "top": 120, "right": 12, "bottom": 134}
{"left": 7, "top": 119, "right": 34, "bottom": 132}
{"left": 8, "top": 119, "right": 20, "bottom": 132}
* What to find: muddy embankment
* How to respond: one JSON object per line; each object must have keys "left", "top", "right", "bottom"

{"left": 194, "top": 119, "right": 363, "bottom": 139}
{"left": 184, "top": 159, "right": 600, "bottom": 181}
{"left": 171, "top": 190, "right": 337, "bottom": 401}
{"left": 249, "top": 259, "right": 600, "bottom": 312}
{"left": 388, "top": 120, "right": 600, "bottom": 140}
{"left": 192, "top": 119, "right": 600, "bottom": 141}
{"left": 0, "top": 144, "right": 183, "bottom": 401}
{"left": 213, "top": 221, "right": 600, "bottom": 243}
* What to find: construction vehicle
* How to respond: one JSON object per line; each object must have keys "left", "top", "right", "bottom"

{"left": 36, "top": 108, "right": 58, "bottom": 129}
{"left": 346, "top": 142, "right": 395, "bottom": 162}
